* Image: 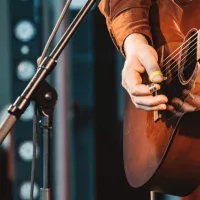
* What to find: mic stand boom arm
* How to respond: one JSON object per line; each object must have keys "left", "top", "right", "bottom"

{"left": 0, "top": 0, "right": 97, "bottom": 145}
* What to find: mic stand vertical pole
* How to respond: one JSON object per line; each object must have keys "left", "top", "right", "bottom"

{"left": 40, "top": 112, "right": 52, "bottom": 200}
{"left": 32, "top": 81, "right": 58, "bottom": 200}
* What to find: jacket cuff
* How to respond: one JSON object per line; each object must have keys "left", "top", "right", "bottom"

{"left": 106, "top": 8, "right": 153, "bottom": 56}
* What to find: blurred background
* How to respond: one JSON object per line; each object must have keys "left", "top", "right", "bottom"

{"left": 0, "top": 0, "right": 181, "bottom": 200}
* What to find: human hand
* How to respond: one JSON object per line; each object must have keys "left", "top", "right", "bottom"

{"left": 122, "top": 33, "right": 168, "bottom": 111}
{"left": 168, "top": 71, "right": 200, "bottom": 115}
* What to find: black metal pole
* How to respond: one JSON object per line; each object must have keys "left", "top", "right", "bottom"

{"left": 43, "top": 127, "right": 51, "bottom": 189}
{"left": 40, "top": 115, "right": 52, "bottom": 200}
{"left": 31, "top": 81, "right": 58, "bottom": 200}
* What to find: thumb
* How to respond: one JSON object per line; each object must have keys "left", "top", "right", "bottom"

{"left": 138, "top": 46, "right": 164, "bottom": 83}
{"left": 149, "top": 69, "right": 164, "bottom": 83}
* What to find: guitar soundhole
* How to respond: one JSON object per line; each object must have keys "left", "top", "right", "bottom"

{"left": 179, "top": 30, "right": 197, "bottom": 84}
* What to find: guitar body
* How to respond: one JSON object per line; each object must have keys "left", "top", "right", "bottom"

{"left": 123, "top": 29, "right": 200, "bottom": 196}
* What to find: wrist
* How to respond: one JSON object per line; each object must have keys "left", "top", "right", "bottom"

{"left": 124, "top": 33, "right": 149, "bottom": 57}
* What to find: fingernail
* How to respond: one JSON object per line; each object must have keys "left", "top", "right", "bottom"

{"left": 162, "top": 96, "right": 168, "bottom": 103}
{"left": 149, "top": 71, "right": 164, "bottom": 83}
{"left": 160, "top": 104, "right": 167, "bottom": 110}
{"left": 152, "top": 74, "right": 163, "bottom": 83}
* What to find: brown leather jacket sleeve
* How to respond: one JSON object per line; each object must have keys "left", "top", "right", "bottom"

{"left": 98, "top": 0, "right": 153, "bottom": 55}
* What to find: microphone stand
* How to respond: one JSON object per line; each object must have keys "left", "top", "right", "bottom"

{"left": 0, "top": 0, "right": 97, "bottom": 200}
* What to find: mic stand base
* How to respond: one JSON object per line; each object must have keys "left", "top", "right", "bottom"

{"left": 32, "top": 80, "right": 58, "bottom": 200}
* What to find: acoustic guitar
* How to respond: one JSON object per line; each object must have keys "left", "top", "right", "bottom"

{"left": 123, "top": 28, "right": 200, "bottom": 197}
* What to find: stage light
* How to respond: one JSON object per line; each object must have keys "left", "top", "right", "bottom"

{"left": 19, "top": 182, "right": 39, "bottom": 199}
{"left": 16, "top": 61, "right": 36, "bottom": 81}
{"left": 20, "top": 45, "right": 30, "bottom": 55}
{"left": 18, "top": 141, "right": 39, "bottom": 162}
{"left": 14, "top": 20, "right": 36, "bottom": 42}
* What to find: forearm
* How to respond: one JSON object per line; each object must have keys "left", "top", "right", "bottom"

{"left": 99, "top": 0, "right": 152, "bottom": 56}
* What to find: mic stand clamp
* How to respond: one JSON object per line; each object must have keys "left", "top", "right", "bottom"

{"left": 32, "top": 80, "right": 58, "bottom": 200}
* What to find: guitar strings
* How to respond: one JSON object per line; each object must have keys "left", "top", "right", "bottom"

{"left": 144, "top": 30, "right": 199, "bottom": 96}
{"left": 148, "top": 32, "right": 198, "bottom": 85}
{"left": 162, "top": 40, "right": 197, "bottom": 77}
{"left": 160, "top": 31, "right": 198, "bottom": 69}
{"left": 161, "top": 45, "right": 197, "bottom": 84}
{"left": 167, "top": 50, "right": 197, "bottom": 84}
{"left": 161, "top": 32, "right": 198, "bottom": 75}
{"left": 170, "top": 49, "right": 196, "bottom": 78}
{"left": 144, "top": 32, "right": 198, "bottom": 83}
{"left": 161, "top": 31, "right": 197, "bottom": 64}
{"left": 151, "top": 31, "right": 198, "bottom": 84}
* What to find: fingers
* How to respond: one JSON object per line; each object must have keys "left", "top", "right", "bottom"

{"left": 125, "top": 43, "right": 164, "bottom": 84}
{"left": 183, "top": 89, "right": 200, "bottom": 109}
{"left": 133, "top": 95, "right": 168, "bottom": 106}
{"left": 185, "top": 94, "right": 200, "bottom": 108}
{"left": 122, "top": 58, "right": 168, "bottom": 111}
{"left": 170, "top": 98, "right": 196, "bottom": 113}
{"left": 167, "top": 105, "right": 176, "bottom": 114}
{"left": 130, "top": 95, "right": 168, "bottom": 111}
{"left": 133, "top": 104, "right": 167, "bottom": 111}
{"left": 137, "top": 45, "right": 164, "bottom": 83}
{"left": 128, "top": 84, "right": 160, "bottom": 96}
{"left": 122, "top": 40, "right": 166, "bottom": 111}
{"left": 123, "top": 59, "right": 161, "bottom": 95}
{"left": 166, "top": 105, "right": 183, "bottom": 117}
{"left": 122, "top": 69, "right": 161, "bottom": 96}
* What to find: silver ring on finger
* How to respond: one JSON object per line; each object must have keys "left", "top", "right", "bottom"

{"left": 148, "top": 83, "right": 157, "bottom": 94}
